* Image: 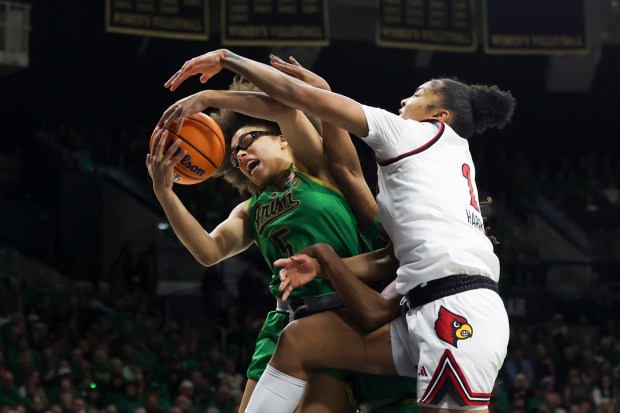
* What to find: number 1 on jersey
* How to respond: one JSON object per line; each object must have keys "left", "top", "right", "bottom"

{"left": 462, "top": 163, "right": 480, "bottom": 211}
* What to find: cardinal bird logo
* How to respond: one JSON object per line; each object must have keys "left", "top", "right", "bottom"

{"left": 434, "top": 306, "right": 473, "bottom": 347}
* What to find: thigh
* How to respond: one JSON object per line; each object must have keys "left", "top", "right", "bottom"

{"left": 272, "top": 308, "right": 398, "bottom": 377}
{"left": 237, "top": 378, "right": 257, "bottom": 413}
{"left": 296, "top": 371, "right": 357, "bottom": 413}
{"left": 413, "top": 289, "right": 509, "bottom": 410}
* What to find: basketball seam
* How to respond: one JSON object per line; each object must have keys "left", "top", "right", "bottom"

{"left": 172, "top": 131, "right": 219, "bottom": 169}
{"left": 188, "top": 117, "right": 225, "bottom": 152}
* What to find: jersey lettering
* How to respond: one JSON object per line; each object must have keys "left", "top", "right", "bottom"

{"left": 252, "top": 188, "right": 301, "bottom": 236}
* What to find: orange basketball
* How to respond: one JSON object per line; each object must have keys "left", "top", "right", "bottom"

{"left": 150, "top": 112, "right": 225, "bottom": 185}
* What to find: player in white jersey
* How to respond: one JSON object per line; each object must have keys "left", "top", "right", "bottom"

{"left": 160, "top": 49, "right": 516, "bottom": 413}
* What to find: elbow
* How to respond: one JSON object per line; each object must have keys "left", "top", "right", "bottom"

{"left": 357, "top": 316, "right": 384, "bottom": 333}
{"left": 354, "top": 307, "right": 388, "bottom": 333}
{"left": 195, "top": 253, "right": 219, "bottom": 267}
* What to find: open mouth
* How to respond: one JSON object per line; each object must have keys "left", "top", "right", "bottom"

{"left": 246, "top": 159, "right": 260, "bottom": 174}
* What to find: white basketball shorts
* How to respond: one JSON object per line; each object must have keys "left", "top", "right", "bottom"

{"left": 390, "top": 288, "right": 509, "bottom": 410}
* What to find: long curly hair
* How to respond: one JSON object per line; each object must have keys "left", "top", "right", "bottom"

{"left": 210, "top": 76, "right": 321, "bottom": 195}
{"left": 210, "top": 76, "right": 280, "bottom": 194}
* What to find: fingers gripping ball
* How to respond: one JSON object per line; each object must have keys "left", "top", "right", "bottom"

{"left": 150, "top": 113, "right": 225, "bottom": 185}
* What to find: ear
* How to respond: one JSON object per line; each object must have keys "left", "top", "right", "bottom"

{"left": 278, "top": 135, "right": 288, "bottom": 149}
{"left": 432, "top": 109, "right": 450, "bottom": 121}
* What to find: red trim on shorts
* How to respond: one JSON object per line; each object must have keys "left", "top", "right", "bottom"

{"left": 420, "top": 349, "right": 491, "bottom": 406}
{"left": 376, "top": 119, "right": 445, "bottom": 166}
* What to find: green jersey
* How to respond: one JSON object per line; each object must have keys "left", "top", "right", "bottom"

{"left": 248, "top": 164, "right": 361, "bottom": 298}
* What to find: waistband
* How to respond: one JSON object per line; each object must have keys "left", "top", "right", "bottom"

{"left": 406, "top": 274, "right": 498, "bottom": 309}
{"left": 276, "top": 292, "right": 344, "bottom": 322}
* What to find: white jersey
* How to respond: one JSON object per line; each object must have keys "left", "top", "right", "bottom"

{"left": 361, "top": 105, "right": 500, "bottom": 294}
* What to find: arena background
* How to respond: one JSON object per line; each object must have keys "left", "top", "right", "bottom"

{"left": 0, "top": 1, "right": 620, "bottom": 412}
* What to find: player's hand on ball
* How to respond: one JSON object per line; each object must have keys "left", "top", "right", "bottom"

{"left": 157, "top": 92, "right": 208, "bottom": 134}
{"left": 146, "top": 129, "right": 187, "bottom": 194}
{"left": 269, "top": 55, "right": 331, "bottom": 91}
{"left": 274, "top": 254, "right": 320, "bottom": 301}
{"left": 165, "top": 49, "right": 227, "bottom": 92}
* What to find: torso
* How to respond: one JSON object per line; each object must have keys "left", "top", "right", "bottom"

{"left": 362, "top": 106, "right": 500, "bottom": 294}
{"left": 248, "top": 165, "right": 362, "bottom": 297}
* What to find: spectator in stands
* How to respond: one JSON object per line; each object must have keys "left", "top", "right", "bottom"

{"left": 537, "top": 392, "right": 567, "bottom": 413}
{"left": 506, "top": 348, "right": 536, "bottom": 388}
{"left": 0, "top": 370, "right": 26, "bottom": 408}
{"left": 592, "top": 375, "right": 617, "bottom": 407}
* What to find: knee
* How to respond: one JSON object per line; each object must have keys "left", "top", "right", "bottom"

{"left": 277, "top": 319, "right": 306, "bottom": 351}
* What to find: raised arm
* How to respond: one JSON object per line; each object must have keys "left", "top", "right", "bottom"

{"left": 157, "top": 89, "right": 334, "bottom": 184}
{"left": 270, "top": 56, "right": 379, "bottom": 233}
{"left": 164, "top": 49, "right": 370, "bottom": 138}
{"left": 147, "top": 129, "right": 254, "bottom": 266}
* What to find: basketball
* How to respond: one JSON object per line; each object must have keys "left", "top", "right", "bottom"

{"left": 150, "top": 112, "right": 225, "bottom": 185}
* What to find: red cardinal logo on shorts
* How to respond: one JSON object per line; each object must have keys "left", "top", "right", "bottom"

{"left": 434, "top": 306, "right": 473, "bottom": 347}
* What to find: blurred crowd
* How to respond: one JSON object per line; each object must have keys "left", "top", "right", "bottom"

{"left": 2, "top": 258, "right": 620, "bottom": 413}
{"left": 0, "top": 112, "right": 619, "bottom": 413}
{"left": 0, "top": 267, "right": 270, "bottom": 413}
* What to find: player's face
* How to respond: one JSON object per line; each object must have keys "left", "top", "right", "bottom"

{"left": 399, "top": 81, "right": 438, "bottom": 120}
{"left": 231, "top": 126, "right": 288, "bottom": 187}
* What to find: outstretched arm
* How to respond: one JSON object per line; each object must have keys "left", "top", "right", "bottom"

{"left": 147, "top": 130, "right": 254, "bottom": 266}
{"left": 157, "top": 89, "right": 333, "bottom": 184}
{"left": 164, "top": 49, "right": 370, "bottom": 138}
{"left": 276, "top": 244, "right": 401, "bottom": 332}
{"left": 270, "top": 55, "right": 379, "bottom": 233}
{"left": 275, "top": 242, "right": 398, "bottom": 298}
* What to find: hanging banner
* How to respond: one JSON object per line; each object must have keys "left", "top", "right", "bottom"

{"left": 222, "top": 0, "right": 329, "bottom": 46}
{"left": 376, "top": 0, "right": 476, "bottom": 52}
{"left": 483, "top": 0, "right": 587, "bottom": 54}
{"left": 105, "top": 0, "right": 210, "bottom": 41}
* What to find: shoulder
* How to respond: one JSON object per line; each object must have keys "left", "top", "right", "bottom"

{"left": 231, "top": 199, "right": 251, "bottom": 219}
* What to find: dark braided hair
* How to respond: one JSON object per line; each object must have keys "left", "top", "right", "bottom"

{"left": 429, "top": 78, "right": 516, "bottom": 139}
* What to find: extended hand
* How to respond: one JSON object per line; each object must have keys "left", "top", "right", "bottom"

{"left": 274, "top": 254, "right": 320, "bottom": 301}
{"left": 269, "top": 55, "right": 331, "bottom": 91}
{"left": 146, "top": 129, "right": 187, "bottom": 194}
{"left": 164, "top": 49, "right": 227, "bottom": 91}
{"left": 157, "top": 92, "right": 207, "bottom": 134}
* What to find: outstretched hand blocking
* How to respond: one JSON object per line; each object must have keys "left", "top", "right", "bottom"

{"left": 164, "top": 49, "right": 227, "bottom": 92}
{"left": 269, "top": 55, "right": 331, "bottom": 91}
{"left": 274, "top": 254, "right": 320, "bottom": 301}
{"left": 156, "top": 92, "right": 209, "bottom": 135}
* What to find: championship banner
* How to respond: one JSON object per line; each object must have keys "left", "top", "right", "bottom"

{"left": 376, "top": 0, "right": 476, "bottom": 52}
{"left": 483, "top": 0, "right": 588, "bottom": 54}
{"left": 105, "top": 0, "right": 210, "bottom": 41}
{"left": 222, "top": 0, "right": 329, "bottom": 46}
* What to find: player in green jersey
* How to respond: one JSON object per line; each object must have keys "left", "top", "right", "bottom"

{"left": 149, "top": 74, "right": 396, "bottom": 412}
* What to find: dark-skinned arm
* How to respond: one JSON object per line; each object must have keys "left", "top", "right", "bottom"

{"left": 312, "top": 243, "right": 401, "bottom": 332}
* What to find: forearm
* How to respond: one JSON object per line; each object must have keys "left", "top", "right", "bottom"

{"left": 155, "top": 189, "right": 221, "bottom": 266}
{"left": 219, "top": 50, "right": 368, "bottom": 137}
{"left": 314, "top": 245, "right": 399, "bottom": 331}
{"left": 321, "top": 122, "right": 378, "bottom": 232}
{"left": 339, "top": 245, "right": 398, "bottom": 285}
{"left": 198, "top": 90, "right": 293, "bottom": 123}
